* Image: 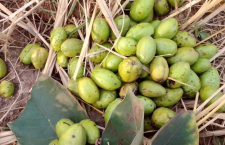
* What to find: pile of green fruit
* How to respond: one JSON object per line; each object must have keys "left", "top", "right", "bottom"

{"left": 49, "top": 118, "right": 100, "bottom": 145}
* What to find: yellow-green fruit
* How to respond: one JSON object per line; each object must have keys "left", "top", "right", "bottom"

{"left": 67, "top": 79, "right": 80, "bottom": 97}
{"left": 150, "top": 20, "right": 161, "bottom": 31}
{"left": 20, "top": 43, "right": 40, "bottom": 65}
{"left": 0, "top": 80, "right": 14, "bottom": 98}
{"left": 140, "top": 10, "right": 154, "bottom": 23}
{"left": 110, "top": 15, "right": 130, "bottom": 40}
{"left": 168, "top": 0, "right": 184, "bottom": 7}
{"left": 49, "top": 139, "right": 59, "bottom": 145}
{"left": 68, "top": 57, "right": 84, "bottom": 79}
{"left": 50, "top": 27, "right": 67, "bottom": 51}
{"left": 144, "top": 117, "right": 155, "bottom": 131}
{"left": 89, "top": 43, "right": 112, "bottom": 63}
{"left": 91, "top": 18, "right": 109, "bottom": 44}
{"left": 139, "top": 80, "right": 166, "bottom": 97}
{"left": 129, "top": 19, "right": 137, "bottom": 29}
{"left": 153, "top": 88, "right": 183, "bottom": 107}
{"left": 154, "top": 18, "right": 178, "bottom": 39}
{"left": 91, "top": 68, "right": 121, "bottom": 90}
{"left": 151, "top": 107, "right": 175, "bottom": 129}
{"left": 64, "top": 24, "right": 79, "bottom": 38}
{"left": 55, "top": 118, "right": 74, "bottom": 138}
{"left": 126, "top": 23, "right": 154, "bottom": 42}
{"left": 154, "top": 0, "right": 170, "bottom": 16}
{"left": 119, "top": 82, "right": 138, "bottom": 98}
{"left": 191, "top": 58, "right": 211, "bottom": 74}
{"left": 61, "top": 38, "right": 83, "bottom": 57}
{"left": 172, "top": 31, "right": 196, "bottom": 47}
{"left": 0, "top": 58, "right": 7, "bottom": 79}
{"left": 140, "top": 64, "right": 150, "bottom": 78}
{"left": 150, "top": 57, "right": 169, "bottom": 83}
{"left": 182, "top": 70, "right": 201, "bottom": 98}
{"left": 78, "top": 77, "right": 99, "bottom": 104}
{"left": 154, "top": 38, "right": 177, "bottom": 57}
{"left": 200, "top": 86, "right": 225, "bottom": 112}
{"left": 136, "top": 36, "right": 156, "bottom": 64}
{"left": 118, "top": 56, "right": 142, "bottom": 82}
{"left": 115, "top": 37, "right": 137, "bottom": 56}
{"left": 79, "top": 119, "right": 100, "bottom": 144}
{"left": 57, "top": 51, "right": 68, "bottom": 68}
{"left": 31, "top": 47, "right": 48, "bottom": 69}
{"left": 130, "top": 0, "right": 154, "bottom": 22}
{"left": 93, "top": 89, "right": 117, "bottom": 109}
{"left": 94, "top": 64, "right": 103, "bottom": 69}
{"left": 102, "top": 53, "right": 123, "bottom": 72}
{"left": 104, "top": 98, "right": 122, "bottom": 123}
{"left": 167, "top": 61, "right": 191, "bottom": 88}
{"left": 195, "top": 44, "right": 218, "bottom": 59}
{"left": 137, "top": 95, "right": 156, "bottom": 115}
{"left": 58, "top": 124, "right": 86, "bottom": 145}
{"left": 200, "top": 67, "right": 220, "bottom": 89}
{"left": 167, "top": 47, "right": 199, "bottom": 65}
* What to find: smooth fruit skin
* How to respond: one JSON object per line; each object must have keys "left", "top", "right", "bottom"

{"left": 67, "top": 79, "right": 80, "bottom": 97}
{"left": 195, "top": 44, "right": 218, "bottom": 59}
{"left": 144, "top": 116, "right": 155, "bottom": 131}
{"left": 102, "top": 53, "right": 123, "bottom": 72}
{"left": 154, "top": 38, "right": 177, "bottom": 57}
{"left": 200, "top": 67, "right": 220, "bottom": 89}
{"left": 129, "top": 19, "right": 137, "bottom": 29}
{"left": 50, "top": 27, "right": 67, "bottom": 51}
{"left": 78, "top": 77, "right": 99, "bottom": 104}
{"left": 64, "top": 24, "right": 79, "bottom": 38}
{"left": 91, "top": 18, "right": 110, "bottom": 44}
{"left": 49, "top": 139, "right": 59, "bottom": 145}
{"left": 114, "top": 37, "right": 137, "bottom": 56}
{"left": 119, "top": 82, "right": 138, "bottom": 98}
{"left": 150, "top": 20, "right": 161, "bottom": 31}
{"left": 140, "top": 10, "right": 154, "bottom": 23}
{"left": 137, "top": 95, "right": 156, "bottom": 115}
{"left": 104, "top": 98, "right": 122, "bottom": 123}
{"left": 0, "top": 58, "right": 7, "bottom": 79}
{"left": 168, "top": 0, "right": 184, "bottom": 7}
{"left": 172, "top": 31, "right": 196, "bottom": 47}
{"left": 191, "top": 58, "right": 211, "bottom": 74}
{"left": 61, "top": 38, "right": 83, "bottom": 57}
{"left": 20, "top": 43, "right": 40, "bottom": 65}
{"left": 55, "top": 118, "right": 74, "bottom": 138}
{"left": 154, "top": 0, "right": 170, "bottom": 16}
{"left": 0, "top": 80, "right": 14, "bottom": 98}
{"left": 89, "top": 43, "right": 112, "bottom": 63}
{"left": 57, "top": 51, "right": 68, "bottom": 68}
{"left": 68, "top": 57, "right": 84, "bottom": 79}
{"left": 31, "top": 47, "right": 48, "bottom": 69}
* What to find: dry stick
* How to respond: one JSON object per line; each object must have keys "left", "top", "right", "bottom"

{"left": 200, "top": 129, "right": 225, "bottom": 137}
{"left": 113, "top": 0, "right": 130, "bottom": 17}
{"left": 198, "top": 114, "right": 221, "bottom": 132}
{"left": 168, "top": 77, "right": 196, "bottom": 88}
{"left": 181, "top": 99, "right": 187, "bottom": 111}
{"left": 193, "top": 91, "right": 199, "bottom": 113}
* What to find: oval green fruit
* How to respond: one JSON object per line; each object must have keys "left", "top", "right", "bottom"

{"left": 139, "top": 80, "right": 166, "bottom": 97}
{"left": 137, "top": 95, "right": 156, "bottom": 115}
{"left": 31, "top": 47, "right": 48, "bottom": 69}
{"left": 154, "top": 18, "right": 178, "bottom": 39}
{"left": 61, "top": 38, "right": 83, "bottom": 57}
{"left": 150, "top": 20, "right": 161, "bottom": 31}
{"left": 119, "top": 82, "right": 138, "bottom": 98}
{"left": 136, "top": 36, "right": 156, "bottom": 64}
{"left": 154, "top": 0, "right": 170, "bottom": 16}
{"left": 114, "top": 37, "right": 137, "bottom": 56}
{"left": 140, "top": 64, "right": 150, "bottom": 78}
{"left": 104, "top": 98, "right": 122, "bottom": 123}
{"left": 68, "top": 57, "right": 84, "bottom": 79}
{"left": 140, "top": 10, "right": 154, "bottom": 23}
{"left": 191, "top": 58, "right": 211, "bottom": 74}
{"left": 20, "top": 43, "right": 40, "bottom": 65}
{"left": 89, "top": 43, "right": 112, "bottom": 63}
{"left": 67, "top": 79, "right": 80, "bottom": 97}
{"left": 118, "top": 56, "right": 142, "bottom": 82}
{"left": 0, "top": 58, "right": 7, "bottom": 79}
{"left": 102, "top": 53, "right": 123, "bottom": 72}
{"left": 195, "top": 44, "right": 218, "bottom": 59}
{"left": 129, "top": 19, "right": 137, "bottom": 29}
{"left": 55, "top": 118, "right": 74, "bottom": 138}
{"left": 79, "top": 119, "right": 100, "bottom": 144}
{"left": 0, "top": 80, "right": 14, "bottom": 98}
{"left": 49, "top": 139, "right": 59, "bottom": 145}
{"left": 154, "top": 38, "right": 177, "bottom": 57}
{"left": 168, "top": 0, "right": 184, "bottom": 7}
{"left": 91, "top": 68, "right": 121, "bottom": 90}
{"left": 57, "top": 51, "right": 68, "bottom": 68}
{"left": 172, "top": 31, "right": 196, "bottom": 47}
{"left": 91, "top": 18, "right": 109, "bottom": 44}
{"left": 144, "top": 116, "right": 155, "bottom": 131}
{"left": 78, "top": 77, "right": 99, "bottom": 104}
{"left": 50, "top": 27, "right": 67, "bottom": 51}
{"left": 64, "top": 24, "right": 79, "bottom": 38}
{"left": 200, "top": 67, "right": 220, "bottom": 89}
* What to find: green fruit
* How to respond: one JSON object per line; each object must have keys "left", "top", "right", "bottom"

{"left": 0, "top": 58, "right": 7, "bottom": 79}
{"left": 195, "top": 44, "right": 218, "bottom": 59}
{"left": 110, "top": 15, "right": 130, "bottom": 40}
{"left": 68, "top": 57, "right": 84, "bottom": 79}
{"left": 67, "top": 79, "right": 80, "bottom": 97}
{"left": 20, "top": 43, "right": 40, "bottom": 65}
{"left": 0, "top": 80, "right": 14, "bottom": 98}
{"left": 139, "top": 80, "right": 166, "bottom": 97}
{"left": 55, "top": 118, "right": 74, "bottom": 138}
{"left": 130, "top": 0, "right": 154, "bottom": 22}
{"left": 58, "top": 124, "right": 86, "bottom": 145}
{"left": 140, "top": 10, "right": 154, "bottom": 23}
{"left": 200, "top": 67, "right": 220, "bottom": 89}
{"left": 154, "top": 0, "right": 170, "bottom": 16}
{"left": 50, "top": 27, "right": 67, "bottom": 51}
{"left": 144, "top": 116, "right": 155, "bottom": 131}
{"left": 150, "top": 57, "right": 169, "bottom": 83}
{"left": 172, "top": 31, "right": 196, "bottom": 47}
{"left": 167, "top": 47, "right": 199, "bottom": 65}
{"left": 104, "top": 98, "right": 122, "bottom": 123}
{"left": 64, "top": 24, "right": 79, "bottom": 38}
{"left": 153, "top": 88, "right": 183, "bottom": 107}
{"left": 49, "top": 139, "right": 59, "bottom": 145}
{"left": 154, "top": 18, "right": 178, "bottom": 39}
{"left": 94, "top": 64, "right": 103, "bottom": 69}
{"left": 79, "top": 119, "right": 100, "bottom": 144}
{"left": 88, "top": 43, "right": 112, "bottom": 63}
{"left": 118, "top": 56, "right": 142, "bottom": 82}
{"left": 91, "top": 18, "right": 109, "bottom": 44}
{"left": 78, "top": 77, "right": 99, "bottom": 104}
{"left": 136, "top": 36, "right": 156, "bottom": 64}
{"left": 57, "top": 51, "right": 68, "bottom": 68}
{"left": 154, "top": 38, "right": 177, "bottom": 57}
{"left": 114, "top": 37, "right": 137, "bottom": 56}
{"left": 140, "top": 64, "right": 150, "bottom": 78}
{"left": 129, "top": 19, "right": 137, "bottom": 29}
{"left": 102, "top": 53, "right": 123, "bottom": 72}
{"left": 93, "top": 89, "right": 117, "bottom": 109}
{"left": 137, "top": 95, "right": 156, "bottom": 115}
{"left": 91, "top": 68, "right": 121, "bottom": 90}
{"left": 182, "top": 70, "right": 201, "bottom": 98}
{"left": 31, "top": 47, "right": 48, "bottom": 69}
{"left": 151, "top": 107, "right": 175, "bottom": 129}
{"left": 126, "top": 23, "right": 154, "bottom": 42}
{"left": 191, "top": 58, "right": 211, "bottom": 74}
{"left": 145, "top": 75, "right": 154, "bottom": 81}
{"left": 150, "top": 20, "right": 161, "bottom": 31}
{"left": 168, "top": 0, "right": 184, "bottom": 7}
{"left": 200, "top": 86, "right": 225, "bottom": 112}
{"left": 167, "top": 61, "right": 191, "bottom": 88}
{"left": 119, "top": 82, "right": 138, "bottom": 98}
{"left": 61, "top": 38, "right": 83, "bottom": 57}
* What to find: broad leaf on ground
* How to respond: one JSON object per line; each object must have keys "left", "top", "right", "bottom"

{"left": 8, "top": 74, "right": 88, "bottom": 145}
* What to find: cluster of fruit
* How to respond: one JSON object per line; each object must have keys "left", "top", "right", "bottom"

{"left": 49, "top": 118, "right": 100, "bottom": 145}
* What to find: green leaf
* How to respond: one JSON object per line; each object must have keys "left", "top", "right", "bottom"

{"left": 149, "top": 111, "right": 199, "bottom": 145}
{"left": 199, "top": 32, "right": 210, "bottom": 40}
{"left": 101, "top": 89, "right": 144, "bottom": 145}
{"left": 8, "top": 74, "right": 88, "bottom": 145}
{"left": 68, "top": 22, "right": 86, "bottom": 38}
